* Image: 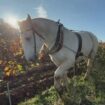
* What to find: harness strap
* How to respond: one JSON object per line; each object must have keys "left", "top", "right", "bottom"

{"left": 75, "top": 32, "right": 83, "bottom": 59}
{"left": 49, "top": 22, "right": 64, "bottom": 54}
{"left": 88, "top": 33, "right": 94, "bottom": 57}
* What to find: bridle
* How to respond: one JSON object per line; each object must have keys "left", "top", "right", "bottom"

{"left": 32, "top": 30, "right": 37, "bottom": 61}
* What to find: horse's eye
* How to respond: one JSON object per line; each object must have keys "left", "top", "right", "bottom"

{"left": 25, "top": 37, "right": 31, "bottom": 41}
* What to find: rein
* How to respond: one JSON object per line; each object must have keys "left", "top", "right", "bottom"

{"left": 32, "top": 31, "right": 37, "bottom": 61}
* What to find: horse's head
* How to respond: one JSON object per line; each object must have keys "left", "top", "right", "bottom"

{"left": 18, "top": 15, "right": 44, "bottom": 61}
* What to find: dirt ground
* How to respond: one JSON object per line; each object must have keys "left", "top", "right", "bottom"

{"left": 0, "top": 63, "right": 56, "bottom": 105}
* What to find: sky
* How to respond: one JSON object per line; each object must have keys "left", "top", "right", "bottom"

{"left": 0, "top": 0, "right": 105, "bottom": 41}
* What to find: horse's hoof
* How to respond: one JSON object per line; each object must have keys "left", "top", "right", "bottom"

{"left": 57, "top": 87, "right": 64, "bottom": 97}
{"left": 83, "top": 74, "right": 90, "bottom": 81}
{"left": 55, "top": 86, "right": 67, "bottom": 99}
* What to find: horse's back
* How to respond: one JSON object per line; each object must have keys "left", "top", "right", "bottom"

{"left": 63, "top": 28, "right": 98, "bottom": 58}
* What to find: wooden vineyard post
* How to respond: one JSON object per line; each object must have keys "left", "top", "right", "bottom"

{"left": 7, "top": 82, "right": 12, "bottom": 105}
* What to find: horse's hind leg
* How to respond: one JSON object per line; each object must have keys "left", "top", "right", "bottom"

{"left": 84, "top": 58, "right": 93, "bottom": 79}
{"left": 54, "top": 59, "right": 75, "bottom": 98}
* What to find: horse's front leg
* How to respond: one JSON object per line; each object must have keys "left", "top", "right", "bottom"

{"left": 54, "top": 59, "right": 75, "bottom": 98}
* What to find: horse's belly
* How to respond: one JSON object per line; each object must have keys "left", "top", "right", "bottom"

{"left": 49, "top": 48, "right": 72, "bottom": 66}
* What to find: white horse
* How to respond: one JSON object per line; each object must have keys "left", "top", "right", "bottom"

{"left": 18, "top": 15, "right": 98, "bottom": 97}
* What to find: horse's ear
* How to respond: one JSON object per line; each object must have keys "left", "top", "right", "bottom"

{"left": 27, "top": 14, "right": 32, "bottom": 22}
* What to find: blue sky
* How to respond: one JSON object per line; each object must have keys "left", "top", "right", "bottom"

{"left": 0, "top": 0, "right": 105, "bottom": 41}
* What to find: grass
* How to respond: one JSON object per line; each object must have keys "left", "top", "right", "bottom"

{"left": 18, "top": 58, "right": 105, "bottom": 105}
{"left": 18, "top": 75, "right": 105, "bottom": 105}
{"left": 18, "top": 86, "right": 60, "bottom": 105}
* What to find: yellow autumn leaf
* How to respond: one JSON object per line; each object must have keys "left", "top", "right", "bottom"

{"left": 17, "top": 64, "right": 23, "bottom": 71}
{"left": 5, "top": 71, "right": 11, "bottom": 76}
{"left": 12, "top": 70, "right": 15, "bottom": 74}
{"left": 4, "top": 67, "right": 9, "bottom": 72}
{"left": 8, "top": 61, "right": 13, "bottom": 64}
{"left": 5, "top": 69, "right": 15, "bottom": 76}
{"left": 0, "top": 60, "right": 2, "bottom": 64}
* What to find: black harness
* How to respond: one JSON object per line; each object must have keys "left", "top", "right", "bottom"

{"left": 49, "top": 21, "right": 63, "bottom": 54}
{"left": 75, "top": 32, "right": 83, "bottom": 59}
{"left": 30, "top": 20, "right": 83, "bottom": 60}
{"left": 49, "top": 25, "right": 83, "bottom": 59}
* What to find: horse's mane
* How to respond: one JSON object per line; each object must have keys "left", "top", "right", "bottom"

{"left": 32, "top": 18, "right": 56, "bottom": 24}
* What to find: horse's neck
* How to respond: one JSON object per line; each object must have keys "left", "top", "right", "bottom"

{"left": 32, "top": 18, "right": 58, "bottom": 49}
